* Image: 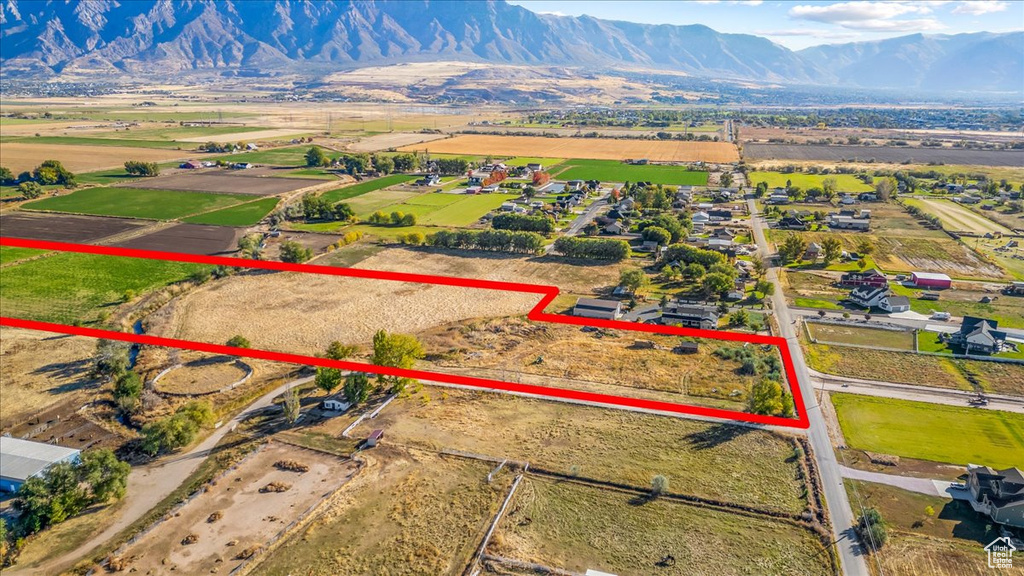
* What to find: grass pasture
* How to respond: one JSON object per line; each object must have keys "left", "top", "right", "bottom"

{"left": 806, "top": 322, "right": 915, "bottom": 350}
{"left": 491, "top": 477, "right": 832, "bottom": 576}
{"left": 831, "top": 393, "right": 1024, "bottom": 467}
{"left": 501, "top": 156, "right": 566, "bottom": 168}
{"left": 22, "top": 187, "right": 252, "bottom": 220}
{"left": 181, "top": 197, "right": 279, "bottom": 226}
{"left": 749, "top": 171, "right": 874, "bottom": 193}
{"left": 903, "top": 197, "right": 1012, "bottom": 235}
{"left": 319, "top": 173, "right": 418, "bottom": 203}
{"left": 553, "top": 158, "right": 709, "bottom": 185}
{"left": 209, "top": 145, "right": 317, "bottom": 166}
{"left": 376, "top": 192, "right": 519, "bottom": 226}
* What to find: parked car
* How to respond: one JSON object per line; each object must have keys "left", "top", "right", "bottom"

{"left": 931, "top": 312, "right": 951, "bottom": 321}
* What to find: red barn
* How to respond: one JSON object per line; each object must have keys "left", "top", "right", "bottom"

{"left": 912, "top": 271, "right": 952, "bottom": 289}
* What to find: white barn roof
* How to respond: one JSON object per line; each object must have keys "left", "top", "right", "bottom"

{"left": 0, "top": 437, "right": 81, "bottom": 484}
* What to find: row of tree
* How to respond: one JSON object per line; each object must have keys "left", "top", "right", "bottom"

{"left": 491, "top": 213, "right": 555, "bottom": 235}
{"left": 551, "top": 237, "right": 631, "bottom": 261}
{"left": 429, "top": 229, "right": 545, "bottom": 254}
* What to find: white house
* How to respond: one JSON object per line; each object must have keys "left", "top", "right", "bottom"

{"left": 322, "top": 397, "right": 352, "bottom": 412}
{"left": 879, "top": 295, "right": 911, "bottom": 313}
{"left": 692, "top": 211, "right": 710, "bottom": 224}
{"left": 848, "top": 286, "right": 888, "bottom": 308}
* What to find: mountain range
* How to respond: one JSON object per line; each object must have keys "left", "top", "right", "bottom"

{"left": 1, "top": 0, "right": 1021, "bottom": 93}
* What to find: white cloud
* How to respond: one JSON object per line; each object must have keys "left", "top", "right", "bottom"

{"left": 759, "top": 28, "right": 861, "bottom": 40}
{"left": 789, "top": 1, "right": 947, "bottom": 31}
{"left": 952, "top": 1, "right": 1008, "bottom": 16}
{"left": 694, "top": 0, "right": 764, "bottom": 5}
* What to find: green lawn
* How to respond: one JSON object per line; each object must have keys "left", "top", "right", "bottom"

{"left": 319, "top": 174, "right": 418, "bottom": 204}
{"left": 374, "top": 192, "right": 519, "bottom": 226}
{"left": 831, "top": 393, "right": 1024, "bottom": 468}
{"left": 22, "top": 187, "right": 251, "bottom": 220}
{"left": 553, "top": 159, "right": 709, "bottom": 186}
{"left": 181, "top": 197, "right": 279, "bottom": 226}
{"left": 793, "top": 297, "right": 844, "bottom": 310}
{"left": 749, "top": 171, "right": 874, "bottom": 193}
{"left": 0, "top": 249, "right": 210, "bottom": 324}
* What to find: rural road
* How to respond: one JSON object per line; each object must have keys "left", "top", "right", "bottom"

{"left": 564, "top": 193, "right": 610, "bottom": 236}
{"left": 809, "top": 369, "right": 1024, "bottom": 412}
{"left": 16, "top": 375, "right": 313, "bottom": 576}
{"left": 838, "top": 465, "right": 958, "bottom": 499}
{"left": 747, "top": 197, "right": 872, "bottom": 576}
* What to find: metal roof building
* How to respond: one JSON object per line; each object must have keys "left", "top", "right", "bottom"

{"left": 0, "top": 437, "right": 81, "bottom": 493}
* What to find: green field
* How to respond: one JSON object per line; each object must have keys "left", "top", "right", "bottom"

{"left": 554, "top": 159, "right": 709, "bottom": 186}
{"left": 806, "top": 322, "right": 915, "bottom": 350}
{"left": 749, "top": 171, "right": 874, "bottom": 193}
{"left": 501, "top": 156, "right": 566, "bottom": 168}
{"left": 0, "top": 135, "right": 191, "bottom": 149}
{"left": 182, "top": 197, "right": 279, "bottom": 226}
{"left": 831, "top": 393, "right": 1024, "bottom": 468}
{"left": 374, "top": 192, "right": 519, "bottom": 227}
{"left": 0, "top": 246, "right": 45, "bottom": 266}
{"left": 319, "top": 174, "right": 418, "bottom": 203}
{"left": 22, "top": 187, "right": 251, "bottom": 220}
{"left": 210, "top": 145, "right": 318, "bottom": 166}
{"left": 278, "top": 168, "right": 340, "bottom": 180}
{"left": 0, "top": 249, "right": 209, "bottom": 324}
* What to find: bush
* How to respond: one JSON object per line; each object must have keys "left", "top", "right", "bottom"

{"left": 17, "top": 181, "right": 43, "bottom": 199}
{"left": 227, "top": 335, "right": 251, "bottom": 348}
{"left": 651, "top": 475, "right": 669, "bottom": 496}
{"left": 279, "top": 240, "right": 313, "bottom": 263}
{"left": 141, "top": 401, "right": 214, "bottom": 455}
{"left": 856, "top": 508, "right": 889, "bottom": 551}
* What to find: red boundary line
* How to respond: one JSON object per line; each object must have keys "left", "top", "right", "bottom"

{"left": 0, "top": 236, "right": 809, "bottom": 429}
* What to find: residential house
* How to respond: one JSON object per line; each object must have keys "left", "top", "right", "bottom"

{"left": 500, "top": 202, "right": 516, "bottom": 212}
{"left": 858, "top": 192, "right": 878, "bottom": 202}
{"left": 828, "top": 214, "right": 870, "bottom": 231}
{"left": 839, "top": 194, "right": 857, "bottom": 205}
{"left": 951, "top": 316, "right": 1007, "bottom": 355}
{"left": 573, "top": 298, "right": 623, "bottom": 320}
{"left": 945, "top": 183, "right": 965, "bottom": 194}
{"left": 957, "top": 195, "right": 981, "bottom": 205}
{"left": 711, "top": 228, "right": 736, "bottom": 240}
{"left": 965, "top": 465, "right": 1024, "bottom": 528}
{"left": 322, "top": 396, "right": 352, "bottom": 412}
{"left": 661, "top": 305, "right": 718, "bottom": 330}
{"left": 708, "top": 209, "right": 733, "bottom": 221}
{"left": 911, "top": 271, "right": 952, "bottom": 289}
{"left": 879, "top": 295, "right": 911, "bottom": 313}
{"left": 415, "top": 174, "right": 441, "bottom": 186}
{"left": 707, "top": 238, "right": 733, "bottom": 252}
{"left": 778, "top": 217, "right": 808, "bottom": 231}
{"left": 245, "top": 143, "right": 258, "bottom": 151}
{"left": 618, "top": 197, "right": 636, "bottom": 211}
{"left": 1003, "top": 281, "right": 1024, "bottom": 296}
{"left": 848, "top": 285, "right": 888, "bottom": 308}
{"left": 526, "top": 163, "right": 543, "bottom": 172}
{"left": 482, "top": 184, "right": 500, "bottom": 193}
{"left": 691, "top": 211, "right": 710, "bottom": 225}
{"left": 565, "top": 180, "right": 584, "bottom": 192}
{"left": 231, "top": 162, "right": 253, "bottom": 170}
{"left": 603, "top": 222, "right": 625, "bottom": 235}
{"left": 804, "top": 242, "right": 822, "bottom": 260}
{"left": 840, "top": 268, "right": 887, "bottom": 288}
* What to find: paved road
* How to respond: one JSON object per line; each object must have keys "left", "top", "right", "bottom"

{"left": 839, "top": 465, "right": 958, "bottom": 498}
{"left": 16, "top": 375, "right": 313, "bottom": 576}
{"left": 747, "top": 198, "right": 871, "bottom": 576}
{"left": 544, "top": 191, "right": 610, "bottom": 254}
{"left": 810, "top": 369, "right": 1024, "bottom": 412}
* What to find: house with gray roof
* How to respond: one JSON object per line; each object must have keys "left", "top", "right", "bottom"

{"left": 966, "top": 465, "right": 1024, "bottom": 528}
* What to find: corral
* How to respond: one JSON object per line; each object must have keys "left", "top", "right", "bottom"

{"left": 113, "top": 223, "right": 241, "bottom": 255}
{"left": 0, "top": 213, "right": 147, "bottom": 244}
{"left": 398, "top": 134, "right": 740, "bottom": 163}
{"left": 744, "top": 143, "right": 1024, "bottom": 167}
{"left": 111, "top": 442, "right": 358, "bottom": 576}
{"left": 0, "top": 141, "right": 189, "bottom": 172}
{"left": 123, "top": 170, "right": 318, "bottom": 196}
{"left": 152, "top": 354, "right": 251, "bottom": 396}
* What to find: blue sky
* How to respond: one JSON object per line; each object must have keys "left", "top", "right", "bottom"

{"left": 508, "top": 1, "right": 1024, "bottom": 49}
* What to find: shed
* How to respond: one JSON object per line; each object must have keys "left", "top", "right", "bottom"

{"left": 0, "top": 437, "right": 81, "bottom": 493}
{"left": 322, "top": 397, "right": 351, "bottom": 412}
{"left": 366, "top": 429, "right": 384, "bottom": 448}
{"left": 912, "top": 271, "right": 952, "bottom": 289}
{"left": 673, "top": 341, "right": 700, "bottom": 354}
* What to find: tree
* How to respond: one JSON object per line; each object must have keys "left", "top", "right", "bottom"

{"left": 702, "top": 272, "right": 733, "bottom": 297}
{"left": 227, "top": 335, "right": 251, "bottom": 348}
{"left": 822, "top": 177, "right": 838, "bottom": 200}
{"left": 113, "top": 370, "right": 143, "bottom": 414}
{"left": 0, "top": 166, "right": 13, "bottom": 185}
{"left": 719, "top": 172, "right": 733, "bottom": 188}
{"left": 78, "top": 449, "right": 130, "bottom": 503}
{"left": 778, "top": 234, "right": 807, "bottom": 265}
{"left": 522, "top": 185, "right": 538, "bottom": 199}
{"left": 821, "top": 237, "right": 843, "bottom": 265}
{"left": 32, "top": 159, "right": 75, "bottom": 186}
{"left": 856, "top": 508, "right": 889, "bottom": 551}
{"left": 371, "top": 330, "right": 425, "bottom": 393}
{"left": 642, "top": 225, "right": 671, "bottom": 246}
{"left": 748, "top": 379, "right": 794, "bottom": 417}
{"left": 856, "top": 239, "right": 875, "bottom": 257}
{"left": 651, "top": 474, "right": 669, "bottom": 496}
{"left": 619, "top": 268, "right": 650, "bottom": 294}
{"left": 875, "top": 177, "right": 897, "bottom": 201}
{"left": 343, "top": 372, "right": 371, "bottom": 405}
{"left": 326, "top": 341, "right": 357, "bottom": 360}
{"left": 373, "top": 154, "right": 394, "bottom": 174}
{"left": 728, "top": 309, "right": 748, "bottom": 327}
{"left": 124, "top": 160, "right": 159, "bottom": 176}
{"left": 17, "top": 181, "right": 43, "bottom": 199}
{"left": 282, "top": 387, "right": 301, "bottom": 425}
{"left": 754, "top": 279, "right": 775, "bottom": 298}
{"left": 682, "top": 262, "right": 706, "bottom": 280}
{"left": 750, "top": 255, "right": 767, "bottom": 278}
{"left": 92, "top": 339, "right": 130, "bottom": 380}
{"left": 314, "top": 367, "right": 342, "bottom": 395}
{"left": 305, "top": 146, "right": 329, "bottom": 167}
{"left": 141, "top": 401, "right": 213, "bottom": 455}
{"left": 238, "top": 234, "right": 263, "bottom": 259}
{"left": 400, "top": 213, "right": 417, "bottom": 226}
{"left": 279, "top": 240, "right": 313, "bottom": 263}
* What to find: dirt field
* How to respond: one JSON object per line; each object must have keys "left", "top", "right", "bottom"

{"left": 113, "top": 223, "right": 241, "bottom": 255}
{"left": 347, "top": 131, "right": 448, "bottom": 152}
{"left": 904, "top": 197, "right": 1013, "bottom": 235}
{"left": 0, "top": 327, "right": 100, "bottom": 424}
{"left": 398, "top": 134, "right": 740, "bottom": 163}
{"left": 352, "top": 246, "right": 627, "bottom": 294}
{"left": 153, "top": 355, "right": 251, "bottom": 395}
{"left": 744, "top": 143, "right": 1024, "bottom": 167}
{"left": 252, "top": 448, "right": 511, "bottom": 575}
{"left": 113, "top": 442, "right": 356, "bottom": 575}
{"left": 151, "top": 271, "right": 540, "bottom": 355}
{"left": 0, "top": 141, "right": 189, "bottom": 172}
{"left": 489, "top": 477, "right": 831, "bottom": 576}
{"left": 176, "top": 128, "right": 310, "bottom": 143}
{"left": 124, "top": 170, "right": 318, "bottom": 195}
{"left": 0, "top": 212, "right": 148, "bottom": 243}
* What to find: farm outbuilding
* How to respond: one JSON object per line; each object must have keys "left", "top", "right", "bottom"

{"left": 0, "top": 437, "right": 81, "bottom": 493}
{"left": 912, "top": 271, "right": 952, "bottom": 289}
{"left": 573, "top": 298, "right": 623, "bottom": 320}
{"left": 366, "top": 429, "right": 384, "bottom": 448}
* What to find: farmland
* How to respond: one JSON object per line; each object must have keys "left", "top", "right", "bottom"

{"left": 113, "top": 223, "right": 241, "bottom": 255}
{"left": 209, "top": 145, "right": 318, "bottom": 166}
{"left": 831, "top": 393, "right": 1024, "bottom": 467}
{"left": 0, "top": 213, "right": 148, "bottom": 243}
{"left": 182, "top": 197, "right": 279, "bottom": 226}
{"left": 748, "top": 171, "right": 874, "bottom": 192}
{"left": 398, "top": 134, "right": 740, "bottom": 163}
{"left": 490, "top": 477, "right": 831, "bottom": 576}
{"left": 902, "top": 197, "right": 1012, "bottom": 235}
{"left": 0, "top": 248, "right": 209, "bottom": 324}
{"left": 0, "top": 141, "right": 189, "bottom": 172}
{"left": 318, "top": 173, "right": 418, "bottom": 203}
{"left": 123, "top": 170, "right": 317, "bottom": 195}
{"left": 744, "top": 143, "right": 1024, "bottom": 167}
{"left": 23, "top": 187, "right": 253, "bottom": 220}
{"left": 553, "top": 158, "right": 709, "bottom": 185}
{"left": 373, "top": 191, "right": 519, "bottom": 226}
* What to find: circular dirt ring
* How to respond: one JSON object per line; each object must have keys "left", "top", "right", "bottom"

{"left": 153, "top": 358, "right": 252, "bottom": 396}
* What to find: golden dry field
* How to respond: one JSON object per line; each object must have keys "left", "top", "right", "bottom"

{"left": 399, "top": 134, "right": 740, "bottom": 162}
{"left": 0, "top": 141, "right": 190, "bottom": 172}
